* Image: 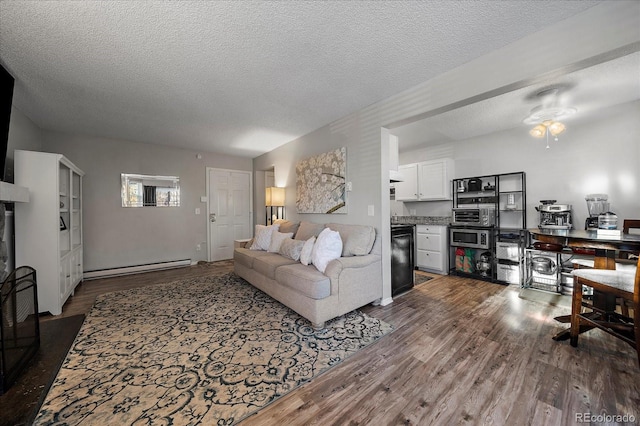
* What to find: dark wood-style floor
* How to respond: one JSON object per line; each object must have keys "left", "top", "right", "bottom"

{"left": 2, "top": 261, "right": 638, "bottom": 425}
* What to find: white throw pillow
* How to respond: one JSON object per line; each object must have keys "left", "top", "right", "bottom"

{"left": 249, "top": 224, "right": 280, "bottom": 251}
{"left": 268, "top": 231, "right": 293, "bottom": 253}
{"left": 311, "top": 228, "right": 343, "bottom": 273}
{"left": 299, "top": 237, "right": 316, "bottom": 266}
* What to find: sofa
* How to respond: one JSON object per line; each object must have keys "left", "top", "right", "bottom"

{"left": 233, "top": 220, "right": 382, "bottom": 329}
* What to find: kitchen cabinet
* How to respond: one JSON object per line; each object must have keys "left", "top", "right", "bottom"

{"left": 395, "top": 164, "right": 418, "bottom": 201}
{"left": 416, "top": 225, "right": 448, "bottom": 274}
{"left": 14, "top": 150, "right": 84, "bottom": 315}
{"left": 395, "top": 159, "right": 454, "bottom": 201}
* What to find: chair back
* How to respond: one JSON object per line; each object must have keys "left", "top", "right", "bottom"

{"left": 623, "top": 219, "right": 640, "bottom": 234}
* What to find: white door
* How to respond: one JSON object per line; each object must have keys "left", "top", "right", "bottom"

{"left": 208, "top": 169, "right": 252, "bottom": 261}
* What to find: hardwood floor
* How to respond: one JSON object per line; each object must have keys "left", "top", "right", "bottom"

{"left": 32, "top": 261, "right": 640, "bottom": 424}
{"left": 38, "top": 260, "right": 235, "bottom": 322}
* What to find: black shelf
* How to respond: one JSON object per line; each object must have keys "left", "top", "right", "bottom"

{"left": 450, "top": 172, "right": 527, "bottom": 285}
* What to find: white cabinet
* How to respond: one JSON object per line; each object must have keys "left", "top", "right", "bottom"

{"left": 14, "top": 150, "right": 84, "bottom": 315}
{"left": 415, "top": 225, "right": 448, "bottom": 274}
{"left": 395, "top": 164, "right": 418, "bottom": 200}
{"left": 395, "top": 159, "right": 454, "bottom": 201}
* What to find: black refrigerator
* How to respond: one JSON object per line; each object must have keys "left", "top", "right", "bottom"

{"left": 391, "top": 225, "right": 415, "bottom": 296}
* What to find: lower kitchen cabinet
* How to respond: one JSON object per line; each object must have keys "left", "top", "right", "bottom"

{"left": 415, "top": 225, "right": 448, "bottom": 274}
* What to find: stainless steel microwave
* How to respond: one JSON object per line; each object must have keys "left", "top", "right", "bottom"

{"left": 452, "top": 207, "right": 496, "bottom": 227}
{"left": 450, "top": 227, "right": 492, "bottom": 250}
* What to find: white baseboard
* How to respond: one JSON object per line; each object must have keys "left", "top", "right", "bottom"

{"left": 83, "top": 259, "right": 192, "bottom": 280}
{"left": 379, "top": 297, "right": 394, "bottom": 306}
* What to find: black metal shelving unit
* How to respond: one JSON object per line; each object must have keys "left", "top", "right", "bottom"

{"left": 449, "top": 171, "right": 527, "bottom": 284}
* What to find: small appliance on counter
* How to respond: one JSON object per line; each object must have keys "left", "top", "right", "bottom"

{"left": 584, "top": 193, "right": 619, "bottom": 231}
{"left": 452, "top": 207, "right": 496, "bottom": 227}
{"left": 598, "top": 211, "right": 618, "bottom": 230}
{"left": 536, "top": 200, "right": 572, "bottom": 229}
{"left": 467, "top": 178, "right": 482, "bottom": 192}
{"left": 585, "top": 194, "right": 608, "bottom": 230}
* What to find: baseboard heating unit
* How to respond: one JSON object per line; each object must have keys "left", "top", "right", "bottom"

{"left": 83, "top": 259, "right": 192, "bottom": 280}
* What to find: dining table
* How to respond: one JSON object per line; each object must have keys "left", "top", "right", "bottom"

{"left": 528, "top": 228, "right": 640, "bottom": 341}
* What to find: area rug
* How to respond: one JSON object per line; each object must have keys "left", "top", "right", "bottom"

{"left": 34, "top": 273, "right": 393, "bottom": 425}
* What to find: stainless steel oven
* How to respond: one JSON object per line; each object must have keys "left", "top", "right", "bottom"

{"left": 450, "top": 227, "right": 492, "bottom": 250}
{"left": 452, "top": 207, "right": 496, "bottom": 227}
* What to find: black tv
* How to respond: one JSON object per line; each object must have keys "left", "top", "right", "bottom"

{"left": 0, "top": 64, "right": 15, "bottom": 181}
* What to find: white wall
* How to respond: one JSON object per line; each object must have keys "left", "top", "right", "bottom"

{"left": 397, "top": 101, "right": 640, "bottom": 228}
{"left": 43, "top": 132, "right": 252, "bottom": 271}
{"left": 5, "top": 106, "right": 43, "bottom": 182}
{"left": 252, "top": 2, "right": 640, "bottom": 303}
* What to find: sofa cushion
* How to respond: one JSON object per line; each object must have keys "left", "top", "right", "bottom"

{"left": 294, "top": 221, "right": 325, "bottom": 241}
{"left": 250, "top": 224, "right": 280, "bottom": 251}
{"left": 279, "top": 238, "right": 305, "bottom": 261}
{"left": 253, "top": 253, "right": 298, "bottom": 280}
{"left": 234, "top": 247, "right": 272, "bottom": 269}
{"left": 268, "top": 231, "right": 293, "bottom": 253}
{"left": 312, "top": 228, "right": 343, "bottom": 273}
{"left": 326, "top": 223, "right": 376, "bottom": 256}
{"left": 275, "top": 264, "right": 331, "bottom": 300}
{"left": 273, "top": 219, "right": 300, "bottom": 237}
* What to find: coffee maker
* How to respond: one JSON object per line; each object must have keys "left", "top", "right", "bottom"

{"left": 537, "top": 200, "right": 573, "bottom": 229}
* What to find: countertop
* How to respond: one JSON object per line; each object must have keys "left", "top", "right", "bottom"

{"left": 391, "top": 216, "right": 451, "bottom": 226}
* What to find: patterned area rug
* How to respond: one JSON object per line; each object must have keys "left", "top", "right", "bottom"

{"left": 34, "top": 273, "right": 392, "bottom": 425}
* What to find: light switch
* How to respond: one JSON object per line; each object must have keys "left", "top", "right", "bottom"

{"left": 200, "top": 196, "right": 208, "bottom": 202}
{"left": 367, "top": 205, "right": 374, "bottom": 216}
{"left": 195, "top": 208, "right": 201, "bottom": 215}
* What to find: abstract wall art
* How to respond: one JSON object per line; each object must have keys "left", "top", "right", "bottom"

{"left": 296, "top": 147, "right": 347, "bottom": 214}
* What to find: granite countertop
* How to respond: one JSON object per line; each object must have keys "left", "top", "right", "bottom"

{"left": 391, "top": 216, "right": 451, "bottom": 226}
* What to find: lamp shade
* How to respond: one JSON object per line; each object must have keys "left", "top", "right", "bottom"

{"left": 265, "top": 187, "right": 285, "bottom": 206}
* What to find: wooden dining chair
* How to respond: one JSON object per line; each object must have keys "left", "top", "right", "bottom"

{"left": 623, "top": 219, "right": 640, "bottom": 234}
{"left": 570, "top": 256, "right": 640, "bottom": 367}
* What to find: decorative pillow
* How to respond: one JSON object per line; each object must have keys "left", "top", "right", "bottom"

{"left": 268, "top": 231, "right": 293, "bottom": 253}
{"left": 273, "top": 219, "right": 300, "bottom": 237}
{"left": 299, "top": 237, "right": 316, "bottom": 266}
{"left": 279, "top": 238, "right": 305, "bottom": 261}
{"left": 326, "top": 223, "right": 376, "bottom": 256}
{"left": 311, "top": 228, "right": 343, "bottom": 273}
{"left": 249, "top": 224, "right": 280, "bottom": 251}
{"left": 294, "top": 221, "right": 325, "bottom": 241}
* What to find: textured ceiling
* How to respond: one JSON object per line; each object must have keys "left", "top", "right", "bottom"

{"left": 0, "top": 1, "right": 602, "bottom": 158}
{"left": 392, "top": 51, "right": 640, "bottom": 152}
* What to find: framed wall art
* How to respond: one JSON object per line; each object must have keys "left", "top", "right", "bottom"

{"left": 296, "top": 147, "right": 347, "bottom": 214}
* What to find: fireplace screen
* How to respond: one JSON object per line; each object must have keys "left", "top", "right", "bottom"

{"left": 1, "top": 266, "right": 39, "bottom": 394}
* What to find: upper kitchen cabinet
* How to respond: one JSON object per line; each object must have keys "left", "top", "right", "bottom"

{"left": 395, "top": 158, "right": 454, "bottom": 201}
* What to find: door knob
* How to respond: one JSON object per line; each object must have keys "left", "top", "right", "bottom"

{"left": 210, "top": 213, "right": 217, "bottom": 223}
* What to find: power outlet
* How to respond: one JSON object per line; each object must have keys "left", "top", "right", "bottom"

{"left": 196, "top": 243, "right": 201, "bottom": 251}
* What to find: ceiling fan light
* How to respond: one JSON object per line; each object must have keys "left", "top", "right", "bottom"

{"left": 548, "top": 121, "right": 566, "bottom": 136}
{"left": 530, "top": 124, "right": 546, "bottom": 138}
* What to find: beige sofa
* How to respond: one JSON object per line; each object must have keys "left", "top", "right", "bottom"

{"left": 233, "top": 221, "right": 382, "bottom": 329}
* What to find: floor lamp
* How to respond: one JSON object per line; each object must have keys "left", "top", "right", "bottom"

{"left": 265, "top": 187, "right": 285, "bottom": 225}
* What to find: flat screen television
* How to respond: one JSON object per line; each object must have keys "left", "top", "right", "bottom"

{"left": 0, "top": 64, "right": 15, "bottom": 181}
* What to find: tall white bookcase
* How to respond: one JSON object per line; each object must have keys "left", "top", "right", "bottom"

{"left": 14, "top": 150, "right": 84, "bottom": 315}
